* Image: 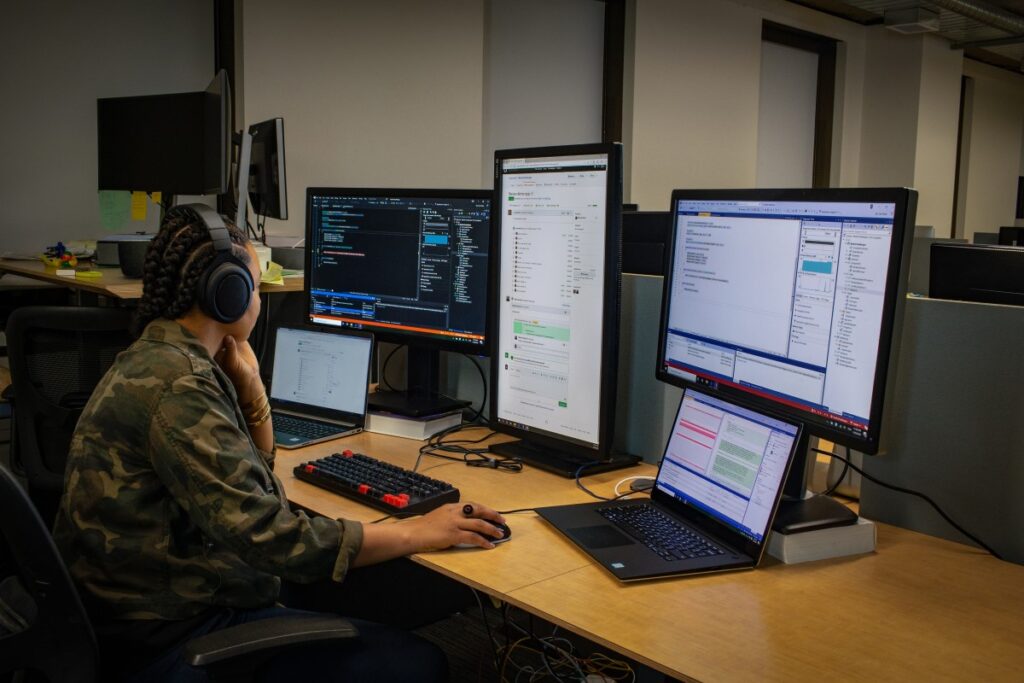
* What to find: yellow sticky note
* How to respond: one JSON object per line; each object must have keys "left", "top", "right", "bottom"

{"left": 150, "top": 191, "right": 162, "bottom": 205}
{"left": 131, "top": 191, "right": 147, "bottom": 221}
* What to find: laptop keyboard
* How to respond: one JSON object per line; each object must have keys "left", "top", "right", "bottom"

{"left": 274, "top": 413, "right": 347, "bottom": 439}
{"left": 597, "top": 504, "right": 726, "bottom": 562}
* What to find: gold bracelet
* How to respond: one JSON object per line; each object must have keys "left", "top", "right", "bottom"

{"left": 241, "top": 392, "right": 268, "bottom": 414}
{"left": 241, "top": 394, "right": 269, "bottom": 422}
{"left": 246, "top": 403, "right": 272, "bottom": 428}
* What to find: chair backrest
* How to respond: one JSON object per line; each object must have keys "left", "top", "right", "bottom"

{"left": 0, "top": 465, "right": 98, "bottom": 682}
{"left": 6, "top": 307, "right": 133, "bottom": 497}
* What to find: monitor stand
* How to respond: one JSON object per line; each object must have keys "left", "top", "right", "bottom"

{"left": 489, "top": 439, "right": 640, "bottom": 478}
{"left": 367, "top": 345, "right": 470, "bottom": 418}
{"left": 772, "top": 432, "right": 858, "bottom": 534}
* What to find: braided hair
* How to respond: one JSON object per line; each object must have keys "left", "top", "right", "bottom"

{"left": 133, "top": 207, "right": 251, "bottom": 336}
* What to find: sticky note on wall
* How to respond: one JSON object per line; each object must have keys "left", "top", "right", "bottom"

{"left": 131, "top": 191, "right": 147, "bottom": 220}
{"left": 98, "top": 191, "right": 130, "bottom": 231}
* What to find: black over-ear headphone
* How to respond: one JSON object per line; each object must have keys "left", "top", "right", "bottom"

{"left": 168, "top": 203, "right": 254, "bottom": 324}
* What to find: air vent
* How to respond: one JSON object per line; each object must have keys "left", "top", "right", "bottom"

{"left": 884, "top": 7, "right": 941, "bottom": 34}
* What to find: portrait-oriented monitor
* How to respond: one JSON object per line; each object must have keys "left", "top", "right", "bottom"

{"left": 929, "top": 242, "right": 1024, "bottom": 307}
{"left": 247, "top": 118, "right": 287, "bottom": 220}
{"left": 656, "top": 189, "right": 916, "bottom": 531}
{"left": 305, "top": 188, "right": 492, "bottom": 416}
{"left": 488, "top": 142, "right": 638, "bottom": 477}
{"left": 97, "top": 70, "right": 231, "bottom": 196}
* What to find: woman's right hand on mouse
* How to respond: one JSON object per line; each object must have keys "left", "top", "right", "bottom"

{"left": 408, "top": 502, "right": 506, "bottom": 551}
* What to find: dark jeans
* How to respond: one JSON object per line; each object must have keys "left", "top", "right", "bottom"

{"left": 118, "top": 606, "right": 448, "bottom": 683}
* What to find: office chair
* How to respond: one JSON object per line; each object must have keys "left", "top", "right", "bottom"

{"left": 0, "top": 465, "right": 359, "bottom": 683}
{"left": 4, "top": 307, "right": 134, "bottom": 522}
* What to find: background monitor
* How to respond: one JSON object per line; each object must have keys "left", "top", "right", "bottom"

{"left": 908, "top": 236, "right": 967, "bottom": 295}
{"left": 929, "top": 242, "right": 1024, "bottom": 307}
{"left": 655, "top": 188, "right": 916, "bottom": 518}
{"left": 488, "top": 142, "right": 637, "bottom": 476}
{"left": 305, "top": 187, "right": 492, "bottom": 416}
{"left": 247, "top": 118, "right": 288, "bottom": 221}
{"left": 97, "top": 70, "right": 230, "bottom": 196}
{"left": 622, "top": 209, "right": 671, "bottom": 276}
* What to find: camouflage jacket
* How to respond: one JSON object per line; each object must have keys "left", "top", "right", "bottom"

{"left": 52, "top": 319, "right": 363, "bottom": 621}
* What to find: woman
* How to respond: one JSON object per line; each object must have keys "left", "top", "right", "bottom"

{"left": 53, "top": 206, "right": 505, "bottom": 681}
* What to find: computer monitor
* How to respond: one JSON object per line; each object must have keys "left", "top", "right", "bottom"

{"left": 488, "top": 142, "right": 638, "bottom": 477}
{"left": 97, "top": 70, "right": 231, "bottom": 196}
{"left": 305, "top": 188, "right": 492, "bottom": 416}
{"left": 655, "top": 188, "right": 916, "bottom": 530}
{"left": 929, "top": 242, "right": 1024, "bottom": 306}
{"left": 247, "top": 118, "right": 288, "bottom": 221}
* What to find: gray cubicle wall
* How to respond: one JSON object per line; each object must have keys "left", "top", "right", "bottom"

{"left": 861, "top": 297, "right": 1024, "bottom": 564}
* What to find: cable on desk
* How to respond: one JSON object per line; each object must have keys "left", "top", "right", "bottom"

{"left": 811, "top": 447, "right": 1003, "bottom": 561}
{"left": 415, "top": 424, "right": 521, "bottom": 473}
{"left": 612, "top": 475, "right": 655, "bottom": 498}
{"left": 574, "top": 463, "right": 650, "bottom": 503}
{"left": 816, "top": 444, "right": 850, "bottom": 498}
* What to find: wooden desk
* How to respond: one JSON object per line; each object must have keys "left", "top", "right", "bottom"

{"left": 279, "top": 431, "right": 1024, "bottom": 682}
{"left": 0, "top": 259, "right": 304, "bottom": 299}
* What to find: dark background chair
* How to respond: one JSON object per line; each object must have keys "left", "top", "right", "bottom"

{"left": 0, "top": 463, "right": 358, "bottom": 682}
{"left": 4, "top": 307, "right": 134, "bottom": 523}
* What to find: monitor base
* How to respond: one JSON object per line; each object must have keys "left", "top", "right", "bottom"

{"left": 367, "top": 391, "right": 469, "bottom": 418}
{"left": 489, "top": 440, "right": 640, "bottom": 478}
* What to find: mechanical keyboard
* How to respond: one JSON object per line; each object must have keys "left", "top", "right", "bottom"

{"left": 294, "top": 450, "right": 460, "bottom": 515}
{"left": 597, "top": 504, "right": 726, "bottom": 561}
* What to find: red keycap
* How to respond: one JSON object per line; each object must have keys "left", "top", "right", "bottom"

{"left": 342, "top": 450, "right": 354, "bottom": 457}
{"left": 304, "top": 464, "right": 316, "bottom": 473}
{"left": 358, "top": 484, "right": 369, "bottom": 495}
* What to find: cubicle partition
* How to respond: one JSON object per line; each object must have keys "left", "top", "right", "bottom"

{"left": 862, "top": 297, "right": 1024, "bottom": 564}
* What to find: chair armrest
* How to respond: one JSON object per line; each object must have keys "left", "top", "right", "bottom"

{"left": 183, "top": 614, "right": 358, "bottom": 667}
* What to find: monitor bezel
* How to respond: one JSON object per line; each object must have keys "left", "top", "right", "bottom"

{"left": 929, "top": 242, "right": 1024, "bottom": 306}
{"left": 304, "top": 186, "right": 495, "bottom": 357}
{"left": 655, "top": 187, "right": 916, "bottom": 455}
{"left": 489, "top": 142, "right": 624, "bottom": 460}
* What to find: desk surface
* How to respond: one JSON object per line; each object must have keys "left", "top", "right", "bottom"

{"left": 279, "top": 430, "right": 1024, "bottom": 682}
{"left": 0, "top": 259, "right": 304, "bottom": 299}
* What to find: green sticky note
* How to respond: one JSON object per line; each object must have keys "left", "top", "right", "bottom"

{"left": 98, "top": 191, "right": 131, "bottom": 231}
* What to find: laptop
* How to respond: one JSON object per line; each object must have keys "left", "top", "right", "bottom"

{"left": 537, "top": 388, "right": 802, "bottom": 581}
{"left": 268, "top": 326, "right": 373, "bottom": 449}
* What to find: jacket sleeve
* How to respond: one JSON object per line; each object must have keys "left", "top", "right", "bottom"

{"left": 148, "top": 374, "right": 363, "bottom": 583}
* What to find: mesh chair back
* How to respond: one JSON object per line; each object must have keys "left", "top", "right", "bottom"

{"left": 6, "top": 307, "right": 133, "bottom": 495}
{"left": 0, "top": 465, "right": 98, "bottom": 682}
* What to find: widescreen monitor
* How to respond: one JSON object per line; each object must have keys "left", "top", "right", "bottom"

{"left": 656, "top": 188, "right": 916, "bottom": 459}
{"left": 247, "top": 118, "right": 287, "bottom": 220}
{"left": 97, "top": 70, "right": 231, "bottom": 196}
{"left": 489, "top": 142, "right": 637, "bottom": 476}
{"left": 305, "top": 188, "right": 492, "bottom": 416}
{"left": 929, "top": 242, "right": 1024, "bottom": 307}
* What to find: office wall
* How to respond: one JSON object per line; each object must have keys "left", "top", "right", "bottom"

{"left": 961, "top": 60, "right": 1024, "bottom": 241}
{"left": 627, "top": 0, "right": 869, "bottom": 209}
{"left": 482, "top": 0, "right": 605, "bottom": 180}
{"left": 756, "top": 41, "right": 817, "bottom": 188}
{"left": 913, "top": 37, "right": 962, "bottom": 234}
{"left": 0, "top": 1, "right": 212, "bottom": 254}
{"left": 243, "top": 0, "right": 486, "bottom": 240}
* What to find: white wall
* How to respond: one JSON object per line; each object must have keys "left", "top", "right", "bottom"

{"left": 243, "top": 0, "right": 487, "bottom": 240}
{"left": 756, "top": 41, "right": 817, "bottom": 187}
{"left": 0, "top": 1, "right": 213, "bottom": 254}
{"left": 961, "top": 60, "right": 1024, "bottom": 241}
{"left": 913, "top": 36, "right": 963, "bottom": 234}
{"left": 482, "top": 0, "right": 605, "bottom": 180}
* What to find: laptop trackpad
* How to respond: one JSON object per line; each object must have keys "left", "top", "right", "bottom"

{"left": 568, "top": 525, "right": 634, "bottom": 549}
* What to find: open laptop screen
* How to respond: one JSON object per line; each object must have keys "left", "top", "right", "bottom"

{"left": 270, "top": 327, "right": 372, "bottom": 415}
{"left": 657, "top": 389, "right": 798, "bottom": 543}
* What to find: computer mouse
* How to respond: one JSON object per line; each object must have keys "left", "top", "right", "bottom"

{"left": 453, "top": 521, "right": 511, "bottom": 549}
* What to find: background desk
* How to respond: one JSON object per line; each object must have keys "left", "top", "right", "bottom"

{"left": 278, "top": 430, "right": 1024, "bottom": 682}
{"left": 0, "top": 259, "right": 304, "bottom": 299}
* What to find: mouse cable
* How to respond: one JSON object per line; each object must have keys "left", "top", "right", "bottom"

{"left": 811, "top": 447, "right": 1003, "bottom": 561}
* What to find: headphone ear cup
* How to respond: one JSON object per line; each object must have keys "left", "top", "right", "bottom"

{"left": 199, "top": 255, "right": 254, "bottom": 323}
